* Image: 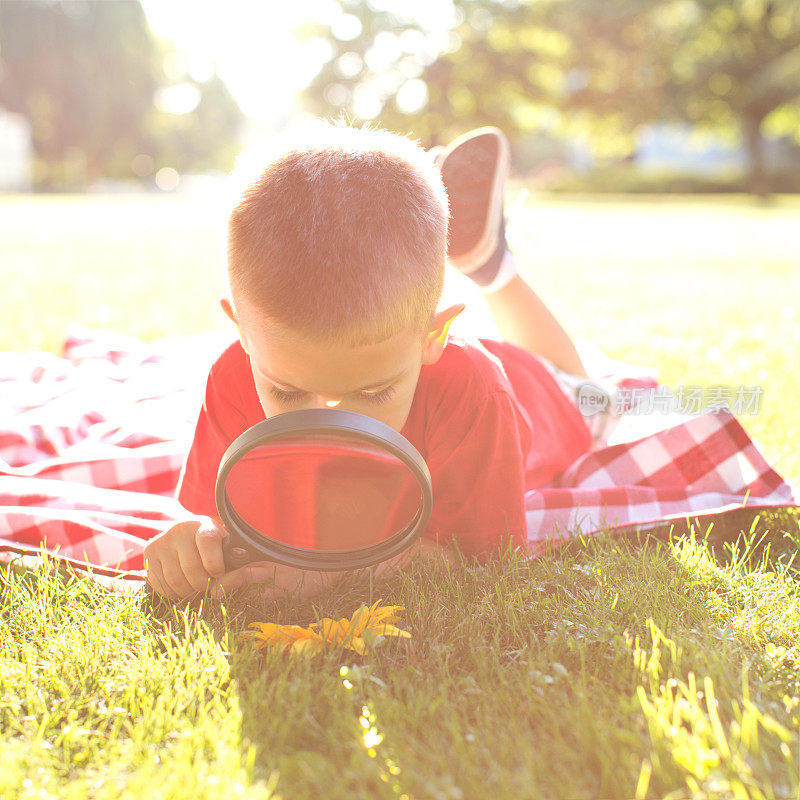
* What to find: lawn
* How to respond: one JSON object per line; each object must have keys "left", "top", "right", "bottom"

{"left": 1, "top": 193, "right": 799, "bottom": 799}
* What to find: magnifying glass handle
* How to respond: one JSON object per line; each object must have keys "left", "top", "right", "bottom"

{"left": 221, "top": 533, "right": 251, "bottom": 572}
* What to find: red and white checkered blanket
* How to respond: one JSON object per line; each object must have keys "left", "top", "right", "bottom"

{"left": 525, "top": 408, "right": 796, "bottom": 555}
{"left": 1, "top": 327, "right": 795, "bottom": 589}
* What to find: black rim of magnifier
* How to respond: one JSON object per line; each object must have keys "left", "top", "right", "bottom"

{"left": 215, "top": 409, "right": 433, "bottom": 570}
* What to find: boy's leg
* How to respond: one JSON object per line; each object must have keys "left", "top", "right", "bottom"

{"left": 482, "top": 274, "right": 588, "bottom": 378}
{"left": 439, "top": 128, "right": 587, "bottom": 378}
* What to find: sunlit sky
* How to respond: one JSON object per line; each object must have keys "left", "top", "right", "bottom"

{"left": 140, "top": 0, "right": 456, "bottom": 126}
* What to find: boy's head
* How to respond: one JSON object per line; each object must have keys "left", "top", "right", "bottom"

{"left": 221, "top": 121, "right": 464, "bottom": 431}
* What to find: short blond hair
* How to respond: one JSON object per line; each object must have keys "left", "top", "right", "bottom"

{"left": 227, "top": 122, "right": 449, "bottom": 345}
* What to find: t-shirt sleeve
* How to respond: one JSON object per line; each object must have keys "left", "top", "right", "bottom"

{"left": 422, "top": 391, "right": 528, "bottom": 562}
{"left": 176, "top": 360, "right": 251, "bottom": 519}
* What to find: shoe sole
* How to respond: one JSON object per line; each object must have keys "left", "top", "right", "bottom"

{"left": 439, "top": 127, "right": 509, "bottom": 272}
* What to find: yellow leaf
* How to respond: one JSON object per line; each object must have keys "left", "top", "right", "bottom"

{"left": 371, "top": 606, "right": 405, "bottom": 625}
{"left": 348, "top": 605, "right": 372, "bottom": 638}
{"left": 248, "top": 623, "right": 313, "bottom": 651}
{"left": 370, "top": 624, "right": 412, "bottom": 639}
{"left": 248, "top": 601, "right": 411, "bottom": 657}
{"left": 314, "top": 618, "right": 349, "bottom": 644}
{"left": 291, "top": 637, "right": 325, "bottom": 656}
{"left": 348, "top": 637, "right": 367, "bottom": 655}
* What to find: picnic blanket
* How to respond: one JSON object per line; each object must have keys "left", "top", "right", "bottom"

{"left": 1, "top": 326, "right": 796, "bottom": 591}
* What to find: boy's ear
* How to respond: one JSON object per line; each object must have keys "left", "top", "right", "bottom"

{"left": 220, "top": 297, "right": 236, "bottom": 323}
{"left": 421, "top": 304, "right": 465, "bottom": 365}
{"left": 220, "top": 297, "right": 247, "bottom": 353}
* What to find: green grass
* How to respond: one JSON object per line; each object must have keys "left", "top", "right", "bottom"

{"left": 2, "top": 193, "right": 799, "bottom": 798}
{"left": 2, "top": 525, "right": 799, "bottom": 799}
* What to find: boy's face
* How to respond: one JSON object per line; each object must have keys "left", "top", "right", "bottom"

{"left": 223, "top": 297, "right": 462, "bottom": 432}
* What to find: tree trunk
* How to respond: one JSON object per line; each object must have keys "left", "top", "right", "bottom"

{"left": 742, "top": 113, "right": 769, "bottom": 197}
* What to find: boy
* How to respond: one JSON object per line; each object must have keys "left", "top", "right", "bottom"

{"left": 143, "top": 124, "right": 594, "bottom": 602}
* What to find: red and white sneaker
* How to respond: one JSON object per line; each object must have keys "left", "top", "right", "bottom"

{"left": 438, "top": 127, "right": 510, "bottom": 277}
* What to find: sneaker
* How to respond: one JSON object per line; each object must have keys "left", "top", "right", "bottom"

{"left": 438, "top": 127, "right": 509, "bottom": 274}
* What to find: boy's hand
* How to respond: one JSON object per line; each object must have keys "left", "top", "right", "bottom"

{"left": 212, "top": 560, "right": 335, "bottom": 602}
{"left": 143, "top": 517, "right": 228, "bottom": 601}
{"left": 212, "top": 535, "right": 458, "bottom": 602}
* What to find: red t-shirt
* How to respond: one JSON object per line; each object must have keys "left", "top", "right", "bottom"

{"left": 176, "top": 336, "right": 592, "bottom": 561}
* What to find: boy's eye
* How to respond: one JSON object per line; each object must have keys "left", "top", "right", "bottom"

{"left": 360, "top": 385, "right": 395, "bottom": 405}
{"left": 269, "top": 386, "right": 307, "bottom": 406}
{"left": 268, "top": 385, "right": 396, "bottom": 406}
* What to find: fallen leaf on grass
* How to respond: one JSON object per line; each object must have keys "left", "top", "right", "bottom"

{"left": 246, "top": 599, "right": 411, "bottom": 657}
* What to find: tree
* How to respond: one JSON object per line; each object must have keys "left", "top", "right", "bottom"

{"left": 295, "top": 4, "right": 441, "bottom": 140}
{"left": 299, "top": 0, "right": 800, "bottom": 192}
{"left": 648, "top": 0, "right": 800, "bottom": 194}
{"left": 0, "top": 0, "right": 244, "bottom": 189}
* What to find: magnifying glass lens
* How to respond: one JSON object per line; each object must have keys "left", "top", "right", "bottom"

{"left": 224, "top": 434, "right": 423, "bottom": 551}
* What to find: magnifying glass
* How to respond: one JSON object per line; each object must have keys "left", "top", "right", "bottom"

{"left": 215, "top": 408, "right": 433, "bottom": 572}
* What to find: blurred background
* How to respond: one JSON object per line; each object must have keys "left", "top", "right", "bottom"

{"left": 1, "top": 0, "right": 799, "bottom": 195}
{"left": 1, "top": 0, "right": 798, "bottom": 481}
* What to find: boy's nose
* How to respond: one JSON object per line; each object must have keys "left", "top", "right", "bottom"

{"left": 324, "top": 398, "right": 342, "bottom": 408}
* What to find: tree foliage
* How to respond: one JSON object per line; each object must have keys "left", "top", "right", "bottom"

{"left": 0, "top": 0, "right": 244, "bottom": 190}
{"left": 295, "top": 4, "right": 439, "bottom": 140}
{"left": 299, "top": 0, "right": 800, "bottom": 191}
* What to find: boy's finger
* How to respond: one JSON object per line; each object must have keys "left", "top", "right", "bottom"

{"left": 212, "top": 569, "right": 244, "bottom": 596}
{"left": 160, "top": 553, "right": 199, "bottom": 599}
{"left": 213, "top": 562, "right": 278, "bottom": 596}
{"left": 147, "top": 559, "right": 179, "bottom": 601}
{"left": 176, "top": 541, "right": 217, "bottom": 595}
{"left": 195, "top": 520, "right": 227, "bottom": 578}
